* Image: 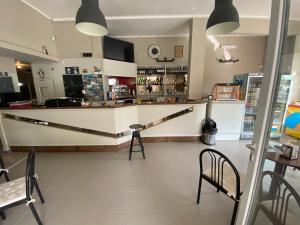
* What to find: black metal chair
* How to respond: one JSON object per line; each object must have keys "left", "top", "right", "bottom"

{"left": 0, "top": 155, "right": 9, "bottom": 182}
{"left": 251, "top": 171, "right": 300, "bottom": 225}
{"left": 129, "top": 124, "right": 145, "bottom": 160}
{"left": 197, "top": 149, "right": 242, "bottom": 225}
{"left": 0, "top": 152, "right": 45, "bottom": 225}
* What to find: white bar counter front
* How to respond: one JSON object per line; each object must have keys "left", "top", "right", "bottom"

{"left": 0, "top": 100, "right": 245, "bottom": 151}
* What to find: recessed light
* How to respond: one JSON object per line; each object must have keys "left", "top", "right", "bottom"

{"left": 191, "top": 6, "right": 197, "bottom": 10}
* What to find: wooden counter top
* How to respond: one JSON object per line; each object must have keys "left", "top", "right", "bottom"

{"left": 0, "top": 100, "right": 207, "bottom": 110}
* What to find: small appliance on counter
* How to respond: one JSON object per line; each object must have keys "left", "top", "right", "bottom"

{"left": 113, "top": 85, "right": 131, "bottom": 100}
{"left": 45, "top": 98, "right": 81, "bottom": 107}
{"left": 0, "top": 92, "right": 24, "bottom": 107}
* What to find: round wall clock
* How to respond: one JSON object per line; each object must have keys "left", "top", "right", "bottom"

{"left": 148, "top": 44, "right": 161, "bottom": 59}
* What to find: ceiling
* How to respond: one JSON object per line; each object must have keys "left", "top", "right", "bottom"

{"left": 22, "top": 0, "right": 300, "bottom": 37}
{"left": 24, "top": 0, "right": 273, "bottom": 19}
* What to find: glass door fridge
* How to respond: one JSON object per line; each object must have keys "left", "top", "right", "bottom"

{"left": 234, "top": 73, "right": 263, "bottom": 140}
{"left": 270, "top": 74, "right": 293, "bottom": 138}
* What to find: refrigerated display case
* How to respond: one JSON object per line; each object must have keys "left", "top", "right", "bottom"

{"left": 234, "top": 73, "right": 293, "bottom": 139}
{"left": 234, "top": 73, "right": 263, "bottom": 139}
{"left": 271, "top": 74, "right": 293, "bottom": 138}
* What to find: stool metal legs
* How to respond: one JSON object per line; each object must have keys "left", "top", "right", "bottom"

{"left": 129, "top": 130, "right": 145, "bottom": 160}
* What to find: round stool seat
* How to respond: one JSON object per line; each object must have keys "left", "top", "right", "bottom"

{"left": 129, "top": 124, "right": 144, "bottom": 131}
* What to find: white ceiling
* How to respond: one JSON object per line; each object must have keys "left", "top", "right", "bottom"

{"left": 23, "top": 0, "right": 273, "bottom": 19}
{"left": 22, "top": 0, "right": 300, "bottom": 37}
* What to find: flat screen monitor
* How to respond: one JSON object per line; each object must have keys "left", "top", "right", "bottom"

{"left": 103, "top": 36, "right": 134, "bottom": 63}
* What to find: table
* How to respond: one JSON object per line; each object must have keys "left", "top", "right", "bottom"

{"left": 266, "top": 151, "right": 300, "bottom": 173}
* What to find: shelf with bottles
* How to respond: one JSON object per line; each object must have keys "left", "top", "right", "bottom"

{"left": 137, "top": 66, "right": 165, "bottom": 75}
{"left": 165, "top": 76, "right": 187, "bottom": 86}
{"left": 165, "top": 65, "right": 188, "bottom": 75}
{"left": 137, "top": 76, "right": 164, "bottom": 86}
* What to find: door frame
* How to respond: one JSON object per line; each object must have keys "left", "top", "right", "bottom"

{"left": 235, "top": 0, "right": 290, "bottom": 224}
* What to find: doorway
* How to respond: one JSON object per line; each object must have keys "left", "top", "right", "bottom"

{"left": 15, "top": 60, "right": 36, "bottom": 101}
{"left": 236, "top": 0, "right": 300, "bottom": 224}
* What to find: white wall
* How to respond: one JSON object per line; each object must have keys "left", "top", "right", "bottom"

{"left": 31, "top": 58, "right": 105, "bottom": 98}
{"left": 202, "top": 36, "right": 267, "bottom": 96}
{"left": 119, "top": 36, "right": 189, "bottom": 65}
{"left": 53, "top": 21, "right": 102, "bottom": 58}
{"left": 31, "top": 62, "right": 65, "bottom": 98}
{"left": 0, "top": 0, "right": 57, "bottom": 57}
{"left": 0, "top": 56, "right": 20, "bottom": 92}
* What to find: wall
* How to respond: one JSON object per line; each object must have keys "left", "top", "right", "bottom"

{"left": 0, "top": 0, "right": 57, "bottom": 57}
{"left": 188, "top": 17, "right": 270, "bottom": 99}
{"left": 0, "top": 56, "right": 20, "bottom": 92}
{"left": 202, "top": 36, "right": 267, "bottom": 96}
{"left": 53, "top": 22, "right": 102, "bottom": 58}
{"left": 31, "top": 58, "right": 105, "bottom": 98}
{"left": 188, "top": 18, "right": 207, "bottom": 100}
{"left": 31, "top": 62, "right": 65, "bottom": 98}
{"left": 118, "top": 37, "right": 189, "bottom": 65}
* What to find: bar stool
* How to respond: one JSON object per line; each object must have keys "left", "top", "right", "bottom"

{"left": 129, "top": 124, "right": 145, "bottom": 160}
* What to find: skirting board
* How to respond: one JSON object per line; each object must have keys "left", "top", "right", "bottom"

{"left": 10, "top": 136, "right": 201, "bottom": 152}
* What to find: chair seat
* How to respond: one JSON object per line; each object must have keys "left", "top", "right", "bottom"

{"left": 260, "top": 199, "right": 300, "bottom": 225}
{"left": 204, "top": 165, "right": 245, "bottom": 198}
{"left": 129, "top": 124, "right": 144, "bottom": 131}
{"left": 0, "top": 177, "right": 26, "bottom": 208}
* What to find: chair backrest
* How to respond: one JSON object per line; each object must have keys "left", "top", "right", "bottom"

{"left": 25, "top": 152, "right": 36, "bottom": 201}
{"left": 199, "top": 149, "right": 241, "bottom": 200}
{"left": 259, "top": 171, "right": 300, "bottom": 225}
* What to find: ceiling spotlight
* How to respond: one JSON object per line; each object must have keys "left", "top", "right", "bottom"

{"left": 206, "top": 0, "right": 240, "bottom": 35}
{"left": 75, "top": 0, "right": 108, "bottom": 36}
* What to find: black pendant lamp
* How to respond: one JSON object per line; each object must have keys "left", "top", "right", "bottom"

{"left": 76, "top": 0, "right": 108, "bottom": 36}
{"left": 206, "top": 0, "right": 240, "bottom": 35}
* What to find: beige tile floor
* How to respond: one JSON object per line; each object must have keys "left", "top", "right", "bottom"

{"left": 0, "top": 140, "right": 291, "bottom": 225}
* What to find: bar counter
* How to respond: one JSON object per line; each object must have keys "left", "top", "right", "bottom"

{"left": 0, "top": 100, "right": 244, "bottom": 152}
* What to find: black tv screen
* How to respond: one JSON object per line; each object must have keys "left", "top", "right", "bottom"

{"left": 103, "top": 36, "right": 134, "bottom": 63}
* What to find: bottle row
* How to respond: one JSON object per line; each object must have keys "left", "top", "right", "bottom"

{"left": 137, "top": 76, "right": 187, "bottom": 85}
{"left": 165, "top": 66, "right": 188, "bottom": 75}
{"left": 137, "top": 66, "right": 188, "bottom": 75}
{"left": 137, "top": 66, "right": 165, "bottom": 75}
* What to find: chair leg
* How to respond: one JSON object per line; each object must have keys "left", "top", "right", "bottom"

{"left": 137, "top": 132, "right": 145, "bottom": 159}
{"left": 0, "top": 210, "right": 6, "bottom": 220}
{"left": 28, "top": 203, "right": 43, "bottom": 225}
{"left": 250, "top": 206, "right": 260, "bottom": 225}
{"left": 34, "top": 179, "right": 45, "bottom": 204}
{"left": 197, "top": 175, "right": 203, "bottom": 204}
{"left": 129, "top": 132, "right": 135, "bottom": 161}
{"left": 4, "top": 172, "right": 9, "bottom": 182}
{"left": 231, "top": 201, "right": 239, "bottom": 225}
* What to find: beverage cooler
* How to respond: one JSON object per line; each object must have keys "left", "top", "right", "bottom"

{"left": 234, "top": 73, "right": 293, "bottom": 139}
{"left": 272, "top": 75, "right": 293, "bottom": 138}
{"left": 234, "top": 73, "right": 263, "bottom": 139}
